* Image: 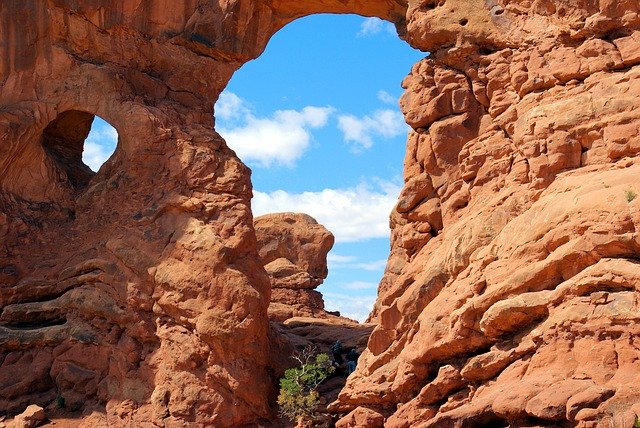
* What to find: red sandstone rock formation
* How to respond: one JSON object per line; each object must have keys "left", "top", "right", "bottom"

{"left": 254, "top": 212, "right": 335, "bottom": 322}
{"left": 338, "top": 1, "right": 640, "bottom": 427}
{"left": 0, "top": 1, "right": 402, "bottom": 426}
{"left": 255, "top": 213, "right": 374, "bottom": 416}
{"left": 2, "top": 0, "right": 640, "bottom": 427}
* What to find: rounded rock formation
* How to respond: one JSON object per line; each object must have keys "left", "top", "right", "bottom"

{"left": 254, "top": 212, "right": 335, "bottom": 321}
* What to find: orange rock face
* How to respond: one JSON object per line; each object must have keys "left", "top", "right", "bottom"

{"left": 341, "top": 1, "right": 640, "bottom": 427}
{"left": 254, "top": 212, "right": 335, "bottom": 321}
{"left": 2, "top": 1, "right": 640, "bottom": 427}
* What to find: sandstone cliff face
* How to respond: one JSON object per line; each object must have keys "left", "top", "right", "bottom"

{"left": 2, "top": 0, "right": 640, "bottom": 427}
{"left": 254, "top": 212, "right": 335, "bottom": 321}
{"left": 340, "top": 1, "right": 640, "bottom": 427}
{"left": 0, "top": 1, "right": 401, "bottom": 426}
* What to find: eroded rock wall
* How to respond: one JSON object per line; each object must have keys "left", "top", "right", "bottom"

{"left": 0, "top": 1, "right": 403, "bottom": 426}
{"left": 341, "top": 1, "right": 640, "bottom": 427}
{"left": 0, "top": 1, "right": 271, "bottom": 425}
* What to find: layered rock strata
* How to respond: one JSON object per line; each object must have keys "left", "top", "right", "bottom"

{"left": 254, "top": 212, "right": 335, "bottom": 322}
{"left": 338, "top": 1, "right": 640, "bottom": 427}
{"left": 1, "top": 0, "right": 640, "bottom": 427}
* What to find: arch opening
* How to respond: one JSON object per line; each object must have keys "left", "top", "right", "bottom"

{"left": 81, "top": 116, "right": 119, "bottom": 174}
{"left": 41, "top": 110, "right": 95, "bottom": 190}
{"left": 215, "top": 13, "right": 424, "bottom": 323}
{"left": 40, "top": 111, "right": 118, "bottom": 192}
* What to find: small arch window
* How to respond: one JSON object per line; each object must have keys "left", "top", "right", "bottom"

{"left": 40, "top": 111, "right": 118, "bottom": 191}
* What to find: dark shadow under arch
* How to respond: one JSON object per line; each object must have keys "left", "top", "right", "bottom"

{"left": 41, "top": 110, "right": 96, "bottom": 190}
{"left": 40, "top": 110, "right": 119, "bottom": 193}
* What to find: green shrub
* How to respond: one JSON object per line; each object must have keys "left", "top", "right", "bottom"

{"left": 277, "top": 347, "right": 335, "bottom": 423}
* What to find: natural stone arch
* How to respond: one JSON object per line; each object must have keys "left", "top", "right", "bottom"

{"left": 2, "top": 1, "right": 640, "bottom": 427}
{"left": 218, "top": 11, "right": 421, "bottom": 322}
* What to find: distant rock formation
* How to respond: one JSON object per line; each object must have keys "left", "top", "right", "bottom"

{"left": 254, "top": 212, "right": 335, "bottom": 322}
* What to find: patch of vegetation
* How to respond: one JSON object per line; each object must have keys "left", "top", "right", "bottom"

{"left": 626, "top": 189, "right": 637, "bottom": 202}
{"left": 277, "top": 346, "right": 335, "bottom": 424}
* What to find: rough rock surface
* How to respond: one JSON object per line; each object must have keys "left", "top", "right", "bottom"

{"left": 2, "top": 0, "right": 640, "bottom": 427}
{"left": 270, "top": 316, "right": 375, "bottom": 428}
{"left": 338, "top": 1, "right": 640, "bottom": 427}
{"left": 0, "top": 1, "right": 401, "bottom": 426}
{"left": 254, "top": 212, "right": 335, "bottom": 322}
{"left": 10, "top": 405, "right": 45, "bottom": 428}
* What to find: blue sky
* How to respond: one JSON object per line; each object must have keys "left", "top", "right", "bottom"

{"left": 83, "top": 14, "right": 425, "bottom": 322}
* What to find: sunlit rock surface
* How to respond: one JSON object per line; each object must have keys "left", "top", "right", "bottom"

{"left": 346, "top": 1, "right": 640, "bottom": 427}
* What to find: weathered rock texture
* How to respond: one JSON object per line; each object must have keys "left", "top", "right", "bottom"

{"left": 0, "top": 1, "right": 402, "bottom": 426}
{"left": 2, "top": 0, "right": 640, "bottom": 427}
{"left": 10, "top": 404, "right": 45, "bottom": 428}
{"left": 254, "top": 212, "right": 335, "bottom": 322}
{"left": 339, "top": 1, "right": 640, "bottom": 427}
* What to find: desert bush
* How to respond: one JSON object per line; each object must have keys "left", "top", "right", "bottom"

{"left": 277, "top": 346, "right": 335, "bottom": 423}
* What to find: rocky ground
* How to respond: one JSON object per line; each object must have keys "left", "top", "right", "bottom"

{"left": 2, "top": 317, "right": 374, "bottom": 428}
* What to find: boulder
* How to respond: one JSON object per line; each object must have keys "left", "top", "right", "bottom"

{"left": 13, "top": 405, "right": 45, "bottom": 428}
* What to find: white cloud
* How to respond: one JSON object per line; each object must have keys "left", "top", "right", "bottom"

{"left": 354, "top": 259, "right": 388, "bottom": 271}
{"left": 216, "top": 90, "right": 408, "bottom": 161}
{"left": 343, "top": 281, "right": 378, "bottom": 291}
{"left": 358, "top": 17, "right": 396, "bottom": 38}
{"left": 337, "top": 109, "right": 408, "bottom": 151}
{"left": 83, "top": 120, "right": 118, "bottom": 172}
{"left": 322, "top": 292, "right": 377, "bottom": 323}
{"left": 252, "top": 179, "right": 401, "bottom": 243}
{"left": 327, "top": 254, "right": 357, "bottom": 264}
{"left": 377, "top": 90, "right": 397, "bottom": 105}
{"left": 215, "top": 90, "right": 334, "bottom": 168}
{"left": 215, "top": 91, "right": 251, "bottom": 122}
{"left": 328, "top": 254, "right": 388, "bottom": 271}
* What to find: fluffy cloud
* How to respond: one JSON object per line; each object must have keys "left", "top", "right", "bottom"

{"left": 215, "top": 90, "right": 334, "bottom": 167}
{"left": 328, "top": 254, "right": 388, "bottom": 271}
{"left": 342, "top": 281, "right": 378, "bottom": 291}
{"left": 252, "top": 179, "right": 401, "bottom": 243}
{"left": 337, "top": 109, "right": 407, "bottom": 151}
{"left": 358, "top": 17, "right": 396, "bottom": 38}
{"left": 322, "top": 292, "right": 377, "bottom": 323}
{"left": 215, "top": 91, "right": 251, "bottom": 122}
{"left": 83, "top": 119, "right": 118, "bottom": 171}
